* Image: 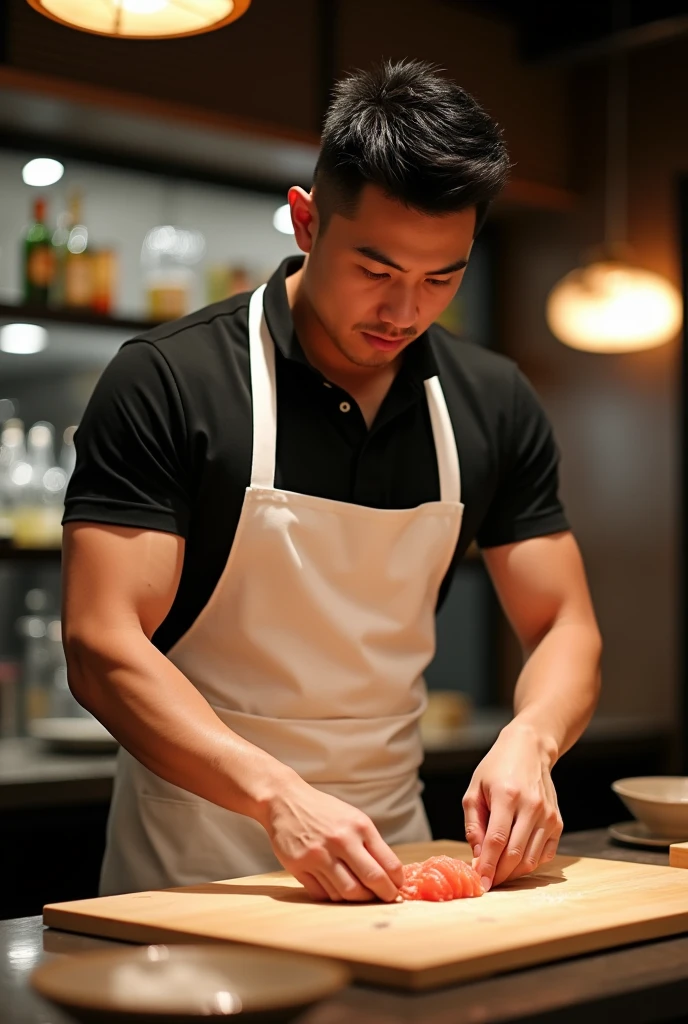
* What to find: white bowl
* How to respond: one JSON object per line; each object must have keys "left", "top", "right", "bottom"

{"left": 611, "top": 777, "right": 688, "bottom": 839}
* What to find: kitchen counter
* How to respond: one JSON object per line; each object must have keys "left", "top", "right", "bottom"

{"left": 4, "top": 829, "right": 688, "bottom": 1024}
{"left": 0, "top": 711, "right": 673, "bottom": 809}
{"left": 0, "top": 737, "right": 116, "bottom": 810}
{"left": 0, "top": 713, "right": 675, "bottom": 920}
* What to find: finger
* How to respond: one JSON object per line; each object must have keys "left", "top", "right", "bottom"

{"left": 503, "top": 823, "right": 550, "bottom": 884}
{"left": 328, "top": 860, "right": 376, "bottom": 902}
{"left": 491, "top": 786, "right": 549, "bottom": 887}
{"left": 342, "top": 845, "right": 402, "bottom": 903}
{"left": 476, "top": 790, "right": 517, "bottom": 892}
{"left": 539, "top": 790, "right": 564, "bottom": 867}
{"left": 463, "top": 785, "right": 489, "bottom": 860}
{"left": 312, "top": 869, "right": 343, "bottom": 903}
{"left": 362, "top": 829, "right": 405, "bottom": 891}
{"left": 296, "top": 871, "right": 331, "bottom": 902}
{"left": 535, "top": 777, "right": 564, "bottom": 867}
{"left": 490, "top": 808, "right": 539, "bottom": 888}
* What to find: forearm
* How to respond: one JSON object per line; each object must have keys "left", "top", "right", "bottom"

{"left": 506, "top": 619, "right": 602, "bottom": 765}
{"left": 66, "top": 627, "right": 298, "bottom": 825}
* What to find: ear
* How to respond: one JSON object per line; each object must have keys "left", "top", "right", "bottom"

{"left": 288, "top": 186, "right": 318, "bottom": 254}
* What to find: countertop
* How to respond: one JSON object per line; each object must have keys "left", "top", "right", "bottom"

{"left": 0, "top": 737, "right": 116, "bottom": 810}
{"left": 0, "top": 711, "right": 672, "bottom": 809}
{"left": 5, "top": 829, "right": 688, "bottom": 1024}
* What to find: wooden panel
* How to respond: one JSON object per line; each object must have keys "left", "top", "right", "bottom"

{"left": 337, "top": 0, "right": 572, "bottom": 192}
{"left": 7, "top": 0, "right": 320, "bottom": 135}
{"left": 43, "top": 840, "right": 688, "bottom": 991}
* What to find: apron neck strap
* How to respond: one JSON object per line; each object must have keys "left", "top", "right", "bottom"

{"left": 424, "top": 376, "right": 462, "bottom": 504}
{"left": 248, "top": 283, "right": 462, "bottom": 503}
{"left": 248, "top": 284, "right": 278, "bottom": 488}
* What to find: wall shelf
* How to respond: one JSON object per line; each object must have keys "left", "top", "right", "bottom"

{"left": 0, "top": 546, "right": 61, "bottom": 562}
{"left": 0, "top": 303, "right": 161, "bottom": 334}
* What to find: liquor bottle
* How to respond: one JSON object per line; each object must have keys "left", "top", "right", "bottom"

{"left": 0, "top": 418, "right": 27, "bottom": 544}
{"left": 50, "top": 207, "right": 71, "bottom": 308}
{"left": 63, "top": 192, "right": 92, "bottom": 309}
{"left": 12, "top": 422, "right": 65, "bottom": 549}
{"left": 23, "top": 198, "right": 56, "bottom": 306}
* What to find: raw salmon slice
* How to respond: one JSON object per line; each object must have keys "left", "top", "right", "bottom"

{"left": 400, "top": 855, "right": 484, "bottom": 901}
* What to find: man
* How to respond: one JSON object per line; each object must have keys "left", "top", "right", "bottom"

{"left": 62, "top": 59, "right": 602, "bottom": 903}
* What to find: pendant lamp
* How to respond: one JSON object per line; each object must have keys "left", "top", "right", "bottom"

{"left": 26, "top": 0, "right": 251, "bottom": 40}
{"left": 546, "top": 4, "right": 682, "bottom": 353}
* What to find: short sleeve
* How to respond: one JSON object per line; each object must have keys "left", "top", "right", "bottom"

{"left": 63, "top": 340, "right": 191, "bottom": 537}
{"left": 476, "top": 367, "right": 569, "bottom": 548}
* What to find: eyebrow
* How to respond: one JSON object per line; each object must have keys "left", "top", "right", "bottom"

{"left": 354, "top": 245, "right": 469, "bottom": 276}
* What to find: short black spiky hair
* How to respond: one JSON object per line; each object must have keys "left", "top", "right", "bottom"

{"left": 313, "top": 59, "right": 511, "bottom": 236}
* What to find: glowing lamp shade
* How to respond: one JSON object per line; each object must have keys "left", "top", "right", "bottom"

{"left": 546, "top": 261, "right": 683, "bottom": 353}
{"left": 26, "top": 0, "right": 251, "bottom": 39}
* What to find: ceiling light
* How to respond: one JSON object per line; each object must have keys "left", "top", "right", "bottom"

{"left": 546, "top": 261, "right": 682, "bottom": 353}
{"left": 22, "top": 158, "right": 64, "bottom": 187}
{"left": 25, "top": 0, "right": 251, "bottom": 39}
{"left": 273, "top": 204, "right": 294, "bottom": 235}
{"left": 0, "top": 324, "right": 48, "bottom": 355}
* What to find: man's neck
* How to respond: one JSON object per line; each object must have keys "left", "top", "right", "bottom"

{"left": 285, "top": 265, "right": 400, "bottom": 427}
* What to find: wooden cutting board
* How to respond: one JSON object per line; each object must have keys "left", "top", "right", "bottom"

{"left": 43, "top": 840, "right": 688, "bottom": 991}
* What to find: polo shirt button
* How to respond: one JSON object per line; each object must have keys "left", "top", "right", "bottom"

{"left": 339, "top": 401, "right": 351, "bottom": 413}
{"left": 323, "top": 382, "right": 333, "bottom": 388}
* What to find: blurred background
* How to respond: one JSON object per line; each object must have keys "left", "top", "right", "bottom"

{"left": 0, "top": 0, "right": 686, "bottom": 916}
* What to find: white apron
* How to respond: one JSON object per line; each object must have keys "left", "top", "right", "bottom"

{"left": 99, "top": 284, "right": 464, "bottom": 895}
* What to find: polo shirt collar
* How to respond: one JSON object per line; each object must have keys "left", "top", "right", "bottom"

{"left": 262, "top": 256, "right": 439, "bottom": 386}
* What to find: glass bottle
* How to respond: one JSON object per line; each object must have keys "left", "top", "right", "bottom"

{"left": 12, "top": 422, "right": 66, "bottom": 549}
{"left": 23, "top": 197, "right": 56, "bottom": 306}
{"left": 63, "top": 191, "right": 92, "bottom": 309}
{"left": 0, "top": 419, "right": 28, "bottom": 543}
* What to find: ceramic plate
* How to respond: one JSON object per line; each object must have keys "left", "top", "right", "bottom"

{"left": 31, "top": 943, "right": 349, "bottom": 1023}
{"left": 608, "top": 820, "right": 685, "bottom": 848}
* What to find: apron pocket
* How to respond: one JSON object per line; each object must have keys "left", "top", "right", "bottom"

{"left": 136, "top": 793, "right": 281, "bottom": 887}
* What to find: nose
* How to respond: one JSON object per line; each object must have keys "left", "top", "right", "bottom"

{"left": 378, "top": 281, "right": 418, "bottom": 332}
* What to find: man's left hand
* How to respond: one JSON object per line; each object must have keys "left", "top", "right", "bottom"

{"left": 462, "top": 720, "right": 564, "bottom": 892}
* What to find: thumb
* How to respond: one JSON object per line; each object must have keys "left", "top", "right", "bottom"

{"left": 462, "top": 784, "right": 489, "bottom": 860}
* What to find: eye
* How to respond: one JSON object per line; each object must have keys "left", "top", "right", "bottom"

{"left": 361, "top": 267, "right": 389, "bottom": 281}
{"left": 427, "top": 278, "right": 452, "bottom": 287}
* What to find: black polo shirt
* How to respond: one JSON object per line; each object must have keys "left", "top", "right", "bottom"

{"left": 64, "top": 256, "right": 569, "bottom": 654}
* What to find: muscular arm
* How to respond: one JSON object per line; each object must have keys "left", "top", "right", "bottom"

{"left": 482, "top": 529, "right": 602, "bottom": 761}
{"left": 62, "top": 522, "right": 290, "bottom": 819}
{"left": 62, "top": 521, "right": 403, "bottom": 902}
{"left": 463, "top": 531, "right": 602, "bottom": 890}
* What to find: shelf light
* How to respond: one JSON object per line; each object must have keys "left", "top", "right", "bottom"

{"left": 22, "top": 158, "right": 64, "bottom": 187}
{"left": 273, "top": 204, "right": 294, "bottom": 235}
{"left": 0, "top": 324, "right": 48, "bottom": 355}
{"left": 26, "top": 0, "right": 251, "bottom": 39}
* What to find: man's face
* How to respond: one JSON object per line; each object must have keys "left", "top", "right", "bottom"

{"left": 298, "top": 184, "right": 476, "bottom": 368}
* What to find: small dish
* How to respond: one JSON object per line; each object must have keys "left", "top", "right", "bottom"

{"left": 30, "top": 943, "right": 349, "bottom": 1023}
{"left": 611, "top": 777, "right": 688, "bottom": 839}
{"left": 608, "top": 820, "right": 684, "bottom": 849}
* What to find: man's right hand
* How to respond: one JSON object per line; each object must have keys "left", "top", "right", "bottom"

{"left": 259, "top": 777, "right": 404, "bottom": 903}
